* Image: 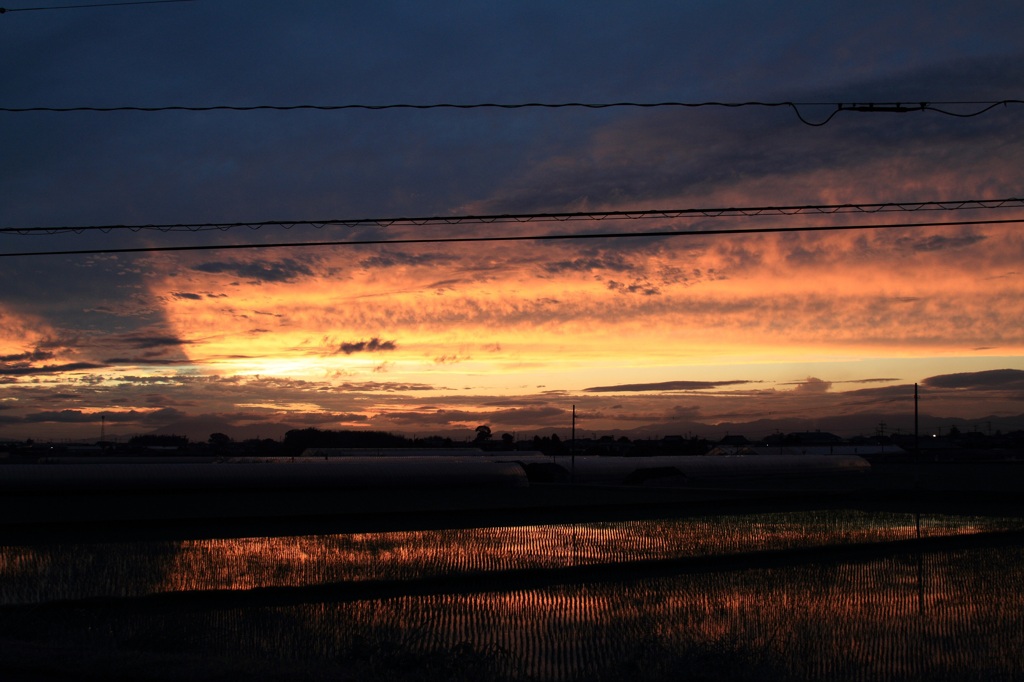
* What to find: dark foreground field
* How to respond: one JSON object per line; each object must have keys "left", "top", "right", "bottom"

{"left": 2, "top": 459, "right": 1023, "bottom": 541}
{"left": 1, "top": 459, "right": 1023, "bottom": 681}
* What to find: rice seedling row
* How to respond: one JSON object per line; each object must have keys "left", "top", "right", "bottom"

{"left": 3, "top": 510, "right": 1018, "bottom": 605}
{"left": 4, "top": 543, "right": 1020, "bottom": 681}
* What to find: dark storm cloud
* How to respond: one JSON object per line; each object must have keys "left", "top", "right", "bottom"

{"left": 172, "top": 292, "right": 203, "bottom": 301}
{"left": 120, "top": 334, "right": 192, "bottom": 349}
{"left": 0, "top": 362, "right": 106, "bottom": 376}
{"left": 192, "top": 259, "right": 314, "bottom": 283}
{"left": 2, "top": 3, "right": 1023, "bottom": 442}
{"left": 88, "top": 331, "right": 195, "bottom": 366}
{"left": 103, "top": 357, "right": 193, "bottom": 366}
{"left": 337, "top": 338, "right": 397, "bottom": 355}
{"left": 584, "top": 380, "right": 752, "bottom": 393}
{"left": 477, "top": 54, "right": 1024, "bottom": 215}
{"left": 0, "top": 350, "right": 55, "bottom": 363}
{"left": 3, "top": 6, "right": 1022, "bottom": 237}
{"left": 923, "top": 369, "right": 1024, "bottom": 390}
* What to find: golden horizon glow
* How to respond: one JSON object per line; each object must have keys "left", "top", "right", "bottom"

{"left": 3, "top": 180, "right": 1024, "bottom": 440}
{"left": 150, "top": 224, "right": 1024, "bottom": 378}
{"left": 3, "top": 217, "right": 1023, "bottom": 440}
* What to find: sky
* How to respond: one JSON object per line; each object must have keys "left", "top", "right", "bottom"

{"left": 2, "top": 0, "right": 1023, "bottom": 443}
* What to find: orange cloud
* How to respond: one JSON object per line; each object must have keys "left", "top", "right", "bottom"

{"left": 145, "top": 219, "right": 1023, "bottom": 395}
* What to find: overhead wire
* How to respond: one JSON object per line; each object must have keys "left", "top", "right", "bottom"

{"left": 0, "top": 0, "right": 194, "bottom": 13}
{"left": 2, "top": 197, "right": 1021, "bottom": 236}
{"left": 1, "top": 100, "right": 1021, "bottom": 127}
{"left": 2, "top": 217, "right": 1020, "bottom": 258}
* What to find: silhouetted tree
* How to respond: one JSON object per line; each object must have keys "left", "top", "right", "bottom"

{"left": 474, "top": 425, "right": 492, "bottom": 442}
{"left": 208, "top": 432, "right": 231, "bottom": 449}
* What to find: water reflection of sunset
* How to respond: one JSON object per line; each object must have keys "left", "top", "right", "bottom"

{"left": 157, "top": 547, "right": 1023, "bottom": 680}
{"left": 2, "top": 511, "right": 1024, "bottom": 680}
{"left": 146, "top": 512, "right": 1019, "bottom": 594}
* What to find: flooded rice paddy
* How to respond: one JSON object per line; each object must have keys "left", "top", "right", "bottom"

{"left": 2, "top": 510, "right": 1023, "bottom": 680}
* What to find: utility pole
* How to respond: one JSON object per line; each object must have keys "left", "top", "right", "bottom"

{"left": 914, "top": 383, "right": 921, "bottom": 485}
{"left": 571, "top": 405, "right": 576, "bottom": 484}
{"left": 914, "top": 383, "right": 922, "bottom": 525}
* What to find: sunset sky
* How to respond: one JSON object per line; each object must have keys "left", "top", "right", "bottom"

{"left": 2, "top": 1, "right": 1023, "bottom": 442}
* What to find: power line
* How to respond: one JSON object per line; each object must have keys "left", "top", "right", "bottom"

{"left": 1, "top": 100, "right": 1020, "bottom": 126}
{"left": 3, "top": 197, "right": 1021, "bottom": 236}
{"left": 2, "top": 218, "right": 1019, "bottom": 258}
{"left": 0, "top": 0, "right": 194, "bottom": 13}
